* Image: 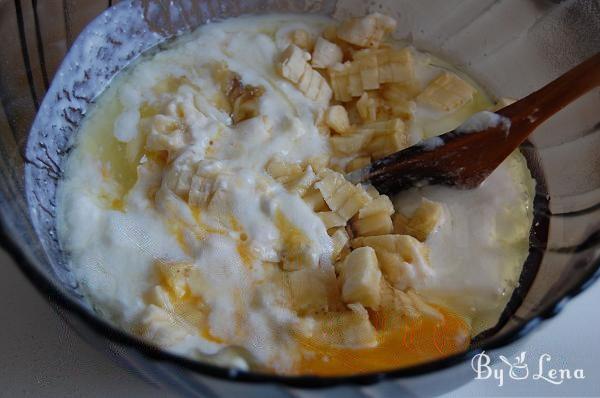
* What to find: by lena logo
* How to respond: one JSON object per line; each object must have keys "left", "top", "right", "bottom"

{"left": 471, "top": 351, "right": 585, "bottom": 387}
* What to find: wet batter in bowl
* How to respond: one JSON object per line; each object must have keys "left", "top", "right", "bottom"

{"left": 57, "top": 13, "right": 534, "bottom": 375}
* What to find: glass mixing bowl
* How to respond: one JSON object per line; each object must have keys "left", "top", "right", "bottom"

{"left": 0, "top": 0, "right": 599, "bottom": 396}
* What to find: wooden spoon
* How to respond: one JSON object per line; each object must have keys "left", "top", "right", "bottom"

{"left": 346, "top": 52, "right": 600, "bottom": 194}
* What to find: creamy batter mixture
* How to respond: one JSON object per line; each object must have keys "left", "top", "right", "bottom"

{"left": 57, "top": 14, "right": 534, "bottom": 375}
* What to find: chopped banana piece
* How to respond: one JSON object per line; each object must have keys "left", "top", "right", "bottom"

{"left": 408, "top": 198, "right": 445, "bottom": 241}
{"left": 352, "top": 47, "right": 416, "bottom": 85}
{"left": 356, "top": 92, "right": 378, "bottom": 122}
{"left": 406, "top": 289, "right": 443, "bottom": 320}
{"left": 352, "top": 234, "right": 431, "bottom": 289}
{"left": 328, "top": 62, "right": 356, "bottom": 102}
{"left": 364, "top": 184, "right": 380, "bottom": 198}
{"left": 353, "top": 234, "right": 426, "bottom": 258}
{"left": 302, "top": 186, "right": 329, "bottom": 212}
{"left": 311, "top": 37, "right": 343, "bottom": 69}
{"left": 330, "top": 227, "right": 350, "bottom": 260}
{"left": 336, "top": 13, "right": 397, "bottom": 48}
{"left": 156, "top": 261, "right": 193, "bottom": 299}
{"left": 286, "top": 268, "right": 331, "bottom": 313}
{"left": 389, "top": 99, "right": 417, "bottom": 121}
{"left": 387, "top": 47, "right": 415, "bottom": 83}
{"left": 338, "top": 246, "right": 382, "bottom": 308}
{"left": 266, "top": 158, "right": 303, "bottom": 183}
{"left": 393, "top": 198, "right": 445, "bottom": 241}
{"left": 314, "top": 169, "right": 371, "bottom": 221}
{"left": 336, "top": 186, "right": 371, "bottom": 220}
{"left": 188, "top": 174, "right": 216, "bottom": 207}
{"left": 347, "top": 62, "right": 364, "bottom": 98}
{"left": 382, "top": 80, "right": 421, "bottom": 102}
{"left": 367, "top": 130, "right": 410, "bottom": 159}
{"left": 416, "top": 72, "right": 476, "bottom": 112}
{"left": 312, "top": 303, "right": 378, "bottom": 347}
{"left": 324, "top": 105, "right": 352, "bottom": 135}
{"left": 292, "top": 29, "right": 313, "bottom": 51}
{"left": 213, "top": 63, "right": 265, "bottom": 124}
{"left": 345, "top": 156, "right": 371, "bottom": 173}
{"left": 146, "top": 115, "right": 186, "bottom": 155}
{"left": 138, "top": 304, "right": 194, "bottom": 347}
{"left": 325, "top": 182, "right": 355, "bottom": 212}
{"left": 358, "top": 195, "right": 394, "bottom": 219}
{"left": 315, "top": 168, "right": 346, "bottom": 200}
{"left": 330, "top": 132, "right": 371, "bottom": 155}
{"left": 285, "top": 166, "right": 318, "bottom": 196}
{"left": 376, "top": 251, "right": 416, "bottom": 290}
{"left": 378, "top": 284, "right": 441, "bottom": 320}
{"left": 353, "top": 51, "right": 380, "bottom": 90}
{"left": 164, "top": 160, "right": 196, "bottom": 198}
{"left": 355, "top": 118, "right": 405, "bottom": 138}
{"left": 147, "top": 285, "right": 174, "bottom": 312}
{"left": 352, "top": 212, "right": 393, "bottom": 237}
{"left": 281, "top": 244, "right": 315, "bottom": 272}
{"left": 278, "top": 44, "right": 332, "bottom": 103}
{"left": 278, "top": 44, "right": 311, "bottom": 83}
{"left": 318, "top": 211, "right": 347, "bottom": 229}
{"left": 304, "top": 156, "right": 329, "bottom": 173}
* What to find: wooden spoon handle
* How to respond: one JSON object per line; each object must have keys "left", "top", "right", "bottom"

{"left": 497, "top": 52, "right": 600, "bottom": 143}
{"left": 352, "top": 52, "right": 600, "bottom": 194}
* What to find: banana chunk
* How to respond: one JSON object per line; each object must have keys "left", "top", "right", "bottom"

{"left": 265, "top": 157, "right": 303, "bottom": 183}
{"left": 352, "top": 234, "right": 432, "bottom": 289}
{"left": 416, "top": 72, "right": 475, "bottom": 112}
{"left": 302, "top": 186, "right": 328, "bottom": 212}
{"left": 188, "top": 174, "right": 217, "bottom": 207}
{"left": 138, "top": 304, "right": 194, "bottom": 347}
{"left": 285, "top": 165, "right": 318, "bottom": 196}
{"left": 324, "top": 105, "right": 352, "bottom": 135}
{"left": 379, "top": 283, "right": 442, "bottom": 320}
{"left": 356, "top": 92, "right": 378, "bottom": 122}
{"left": 315, "top": 169, "right": 371, "bottom": 221}
{"left": 278, "top": 44, "right": 332, "bottom": 103}
{"left": 311, "top": 37, "right": 343, "bottom": 69}
{"left": 352, "top": 212, "right": 393, "bottom": 237}
{"left": 330, "top": 132, "right": 371, "bottom": 155}
{"left": 317, "top": 211, "right": 347, "bottom": 229}
{"left": 358, "top": 194, "right": 394, "bottom": 218}
{"left": 330, "top": 227, "right": 350, "bottom": 261}
{"left": 146, "top": 114, "right": 187, "bottom": 155}
{"left": 156, "top": 261, "right": 193, "bottom": 299}
{"left": 393, "top": 198, "right": 445, "bottom": 241}
{"left": 279, "top": 44, "right": 311, "bottom": 83}
{"left": 355, "top": 118, "right": 410, "bottom": 159}
{"left": 146, "top": 285, "right": 174, "bottom": 312}
{"left": 338, "top": 247, "right": 382, "bottom": 308}
{"left": 286, "top": 268, "right": 332, "bottom": 313}
{"left": 164, "top": 158, "right": 197, "bottom": 198}
{"left": 337, "top": 13, "right": 397, "bottom": 48}
{"left": 311, "top": 303, "right": 378, "bottom": 347}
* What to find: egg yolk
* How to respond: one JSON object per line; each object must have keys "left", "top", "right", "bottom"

{"left": 296, "top": 306, "right": 470, "bottom": 376}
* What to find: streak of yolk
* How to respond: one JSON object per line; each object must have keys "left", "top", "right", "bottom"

{"left": 229, "top": 216, "right": 255, "bottom": 269}
{"left": 156, "top": 268, "right": 228, "bottom": 345}
{"left": 295, "top": 307, "right": 470, "bottom": 376}
{"left": 274, "top": 209, "right": 310, "bottom": 268}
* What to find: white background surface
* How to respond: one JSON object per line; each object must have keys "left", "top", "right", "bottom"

{"left": 1, "top": 248, "right": 598, "bottom": 397}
